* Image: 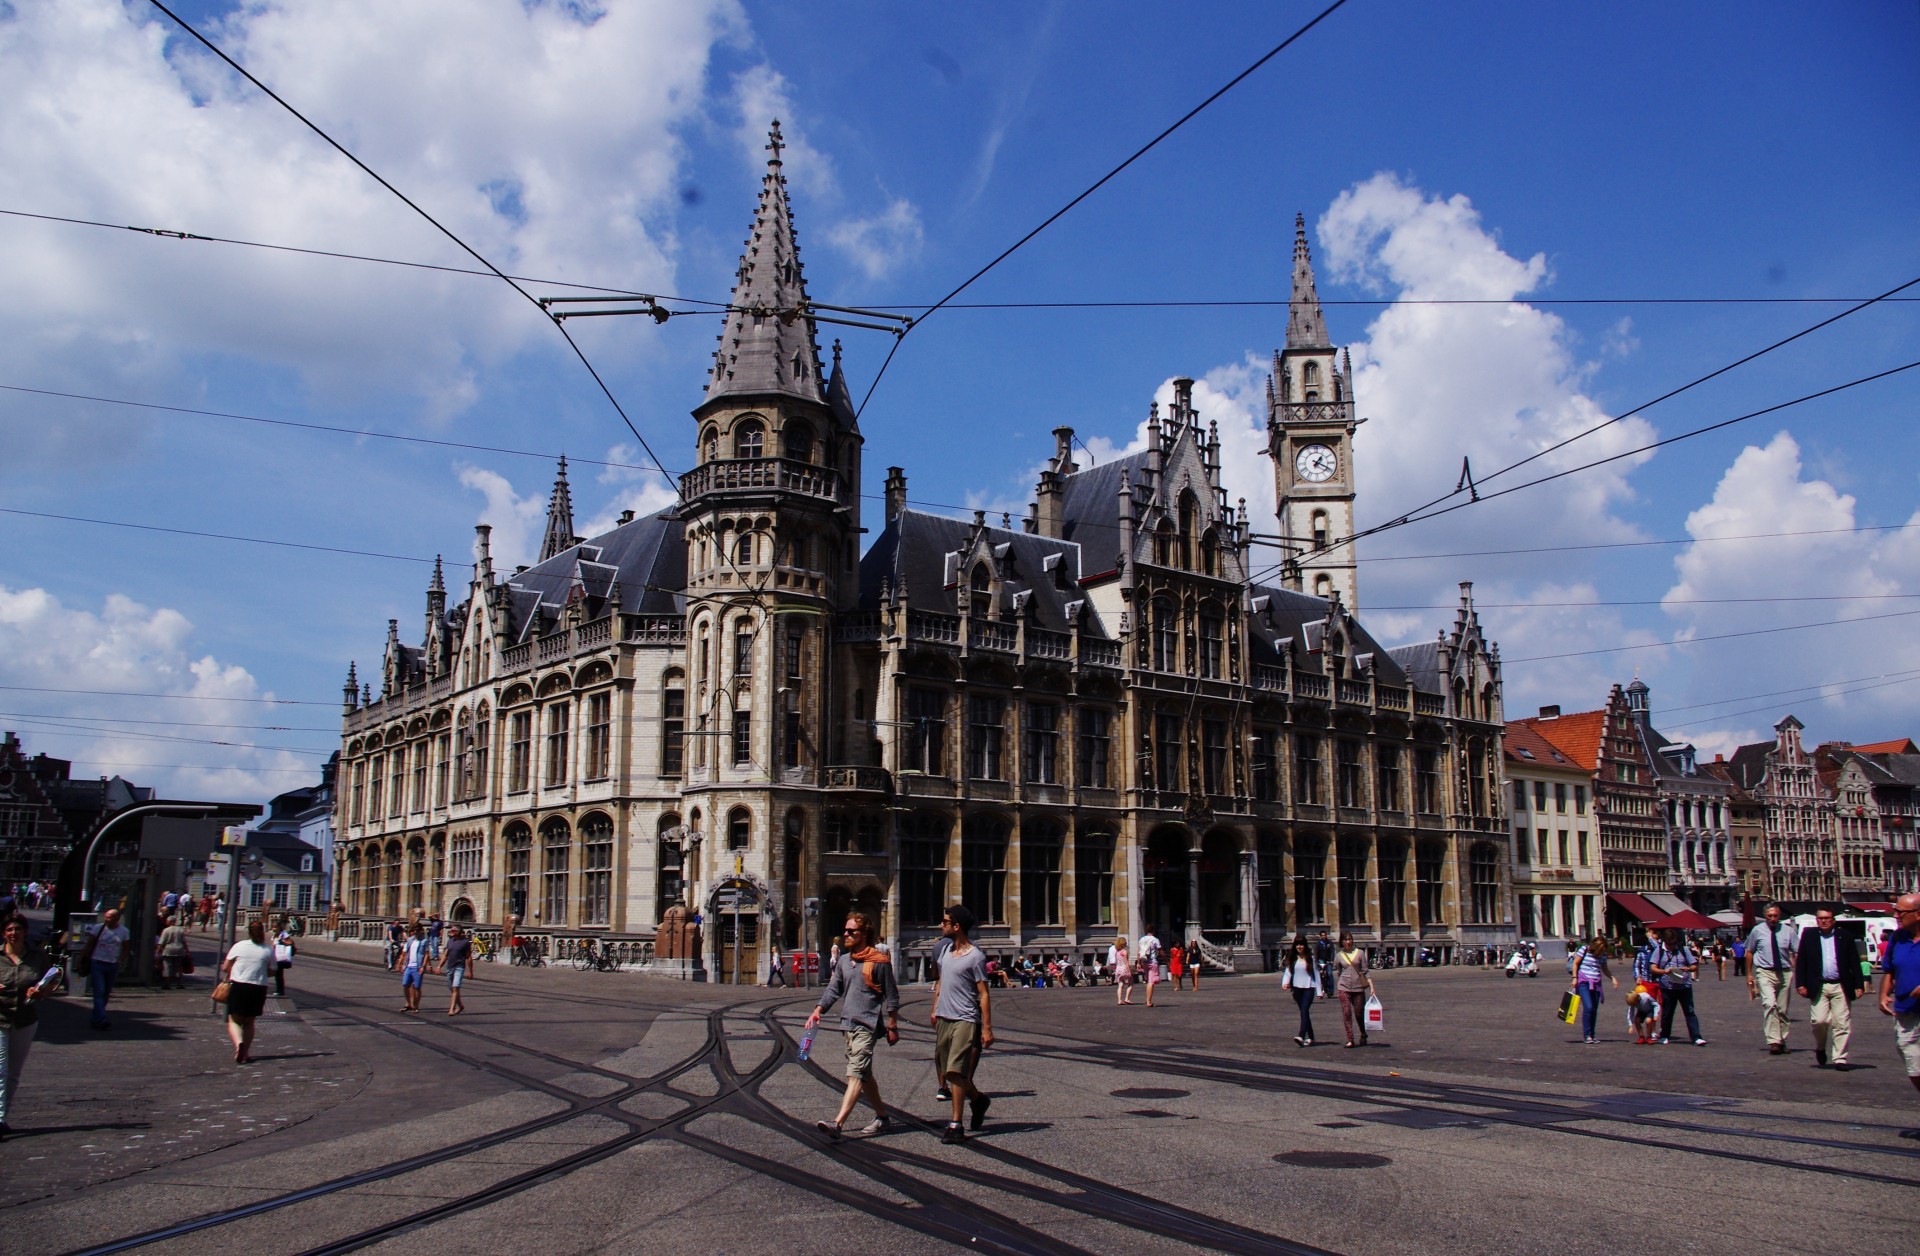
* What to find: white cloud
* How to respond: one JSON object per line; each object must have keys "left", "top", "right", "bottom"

{"left": 0, "top": 585, "right": 321, "bottom": 799}
{"left": 458, "top": 464, "right": 548, "bottom": 572}
{"left": 731, "top": 64, "right": 835, "bottom": 198}
{"left": 1655, "top": 431, "right": 1920, "bottom": 743}
{"left": 0, "top": 0, "right": 743, "bottom": 448}
{"left": 579, "top": 443, "right": 681, "bottom": 535}
{"left": 823, "top": 198, "right": 924, "bottom": 281}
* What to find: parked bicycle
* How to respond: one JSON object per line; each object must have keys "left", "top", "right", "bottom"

{"left": 512, "top": 936, "right": 545, "bottom": 967}
{"left": 574, "top": 939, "right": 620, "bottom": 972}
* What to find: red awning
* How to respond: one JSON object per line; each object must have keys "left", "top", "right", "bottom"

{"left": 1607, "top": 891, "right": 1666, "bottom": 924}
{"left": 1847, "top": 902, "right": 1896, "bottom": 915}
{"left": 1646, "top": 909, "right": 1723, "bottom": 932}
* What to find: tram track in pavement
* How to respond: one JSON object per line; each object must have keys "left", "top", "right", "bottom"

{"left": 65, "top": 962, "right": 1325, "bottom": 1256}
{"left": 973, "top": 1024, "right": 1920, "bottom": 1187}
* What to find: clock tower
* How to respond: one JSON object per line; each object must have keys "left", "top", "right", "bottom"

{"left": 1267, "top": 214, "right": 1359, "bottom": 609}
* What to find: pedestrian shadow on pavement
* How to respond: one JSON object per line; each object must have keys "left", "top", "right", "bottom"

{"left": 245, "top": 1049, "right": 336, "bottom": 1062}
{"left": 34, "top": 1008, "right": 188, "bottom": 1044}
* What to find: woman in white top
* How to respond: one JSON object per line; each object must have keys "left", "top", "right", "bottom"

{"left": 1280, "top": 935, "right": 1321, "bottom": 1047}
{"left": 221, "top": 921, "right": 275, "bottom": 1065}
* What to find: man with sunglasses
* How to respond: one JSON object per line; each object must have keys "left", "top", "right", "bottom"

{"left": 805, "top": 911, "right": 899, "bottom": 1139}
{"left": 1878, "top": 893, "right": 1920, "bottom": 1137}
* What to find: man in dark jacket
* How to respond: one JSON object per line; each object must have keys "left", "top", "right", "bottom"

{"left": 1795, "top": 909, "right": 1865, "bottom": 1069}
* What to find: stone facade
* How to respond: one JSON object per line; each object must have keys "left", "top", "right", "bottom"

{"left": 333, "top": 128, "right": 1511, "bottom": 979}
{"left": 1726, "top": 717, "right": 1839, "bottom": 904}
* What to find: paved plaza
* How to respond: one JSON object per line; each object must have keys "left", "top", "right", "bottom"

{"left": 3, "top": 938, "right": 1913, "bottom": 1255}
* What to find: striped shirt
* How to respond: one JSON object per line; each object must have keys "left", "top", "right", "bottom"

{"left": 1574, "top": 948, "right": 1607, "bottom": 985}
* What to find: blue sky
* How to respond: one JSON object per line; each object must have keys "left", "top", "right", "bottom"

{"left": 2, "top": 0, "right": 1917, "bottom": 800}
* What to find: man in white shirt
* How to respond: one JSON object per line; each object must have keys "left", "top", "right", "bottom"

{"left": 1745, "top": 905, "right": 1800, "bottom": 1055}
{"left": 82, "top": 909, "right": 131, "bottom": 1030}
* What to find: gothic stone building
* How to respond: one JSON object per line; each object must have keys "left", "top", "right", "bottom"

{"left": 334, "top": 127, "right": 1509, "bottom": 978}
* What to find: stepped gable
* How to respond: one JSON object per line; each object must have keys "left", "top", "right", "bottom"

{"left": 496, "top": 508, "right": 686, "bottom": 644}
{"left": 859, "top": 508, "right": 1109, "bottom": 637}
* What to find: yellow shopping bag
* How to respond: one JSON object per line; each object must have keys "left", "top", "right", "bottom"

{"left": 1557, "top": 988, "right": 1581, "bottom": 1024}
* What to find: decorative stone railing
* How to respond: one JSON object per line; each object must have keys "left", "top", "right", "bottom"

{"left": 679, "top": 456, "right": 839, "bottom": 504}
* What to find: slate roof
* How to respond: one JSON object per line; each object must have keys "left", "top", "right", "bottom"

{"left": 494, "top": 508, "right": 686, "bottom": 643}
{"left": 1518, "top": 710, "right": 1607, "bottom": 773}
{"left": 1698, "top": 759, "right": 1756, "bottom": 802}
{"left": 1054, "top": 449, "right": 1154, "bottom": 566}
{"left": 1725, "top": 742, "right": 1771, "bottom": 791}
{"left": 1246, "top": 584, "right": 1411, "bottom": 685}
{"left": 704, "top": 121, "right": 830, "bottom": 412}
{"left": 858, "top": 509, "right": 1109, "bottom": 637}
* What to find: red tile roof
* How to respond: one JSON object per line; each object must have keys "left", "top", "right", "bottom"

{"left": 1852, "top": 738, "right": 1918, "bottom": 755}
{"left": 1515, "top": 709, "right": 1606, "bottom": 773}
{"left": 1503, "top": 719, "right": 1578, "bottom": 769}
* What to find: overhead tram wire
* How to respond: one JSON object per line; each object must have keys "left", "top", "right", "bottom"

{"left": 142, "top": 1, "right": 681, "bottom": 493}
{"left": 4, "top": 716, "right": 331, "bottom": 756}
{"left": 1662, "top": 673, "right": 1920, "bottom": 733}
{"left": 1280, "top": 276, "right": 1920, "bottom": 581}
{"left": 15, "top": 208, "right": 1912, "bottom": 313}
{"left": 1502, "top": 604, "right": 1920, "bottom": 664}
{"left": 0, "top": 208, "right": 730, "bottom": 308}
{"left": 19, "top": 377, "right": 1920, "bottom": 581}
{"left": 1247, "top": 356, "right": 1920, "bottom": 586}
{"left": 0, "top": 710, "right": 339, "bottom": 734}
{"left": 851, "top": 0, "right": 1352, "bottom": 419}
{"left": 1652, "top": 667, "right": 1920, "bottom": 717}
{"left": 0, "top": 506, "right": 440, "bottom": 565}
{"left": 0, "top": 684, "right": 334, "bottom": 707}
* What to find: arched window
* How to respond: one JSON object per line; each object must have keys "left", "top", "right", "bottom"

{"left": 1303, "top": 360, "right": 1320, "bottom": 402}
{"left": 1311, "top": 510, "right": 1329, "bottom": 549}
{"left": 540, "top": 817, "right": 571, "bottom": 926}
{"left": 580, "top": 813, "right": 614, "bottom": 927}
{"left": 1154, "top": 519, "right": 1175, "bottom": 567}
{"left": 1178, "top": 491, "right": 1197, "bottom": 569}
{"left": 969, "top": 564, "right": 992, "bottom": 619}
{"left": 701, "top": 426, "right": 718, "bottom": 463}
{"left": 1199, "top": 527, "right": 1218, "bottom": 576}
{"left": 1151, "top": 598, "right": 1178, "bottom": 671}
{"left": 735, "top": 531, "right": 756, "bottom": 566}
{"left": 727, "top": 807, "right": 752, "bottom": 850}
{"left": 656, "top": 813, "right": 684, "bottom": 918}
{"left": 1313, "top": 573, "right": 1333, "bottom": 600}
{"left": 734, "top": 419, "right": 764, "bottom": 459}
{"left": 783, "top": 420, "right": 814, "bottom": 463}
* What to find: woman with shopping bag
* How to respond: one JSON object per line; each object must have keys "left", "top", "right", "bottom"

{"left": 1332, "top": 931, "right": 1373, "bottom": 1048}
{"left": 1569, "top": 935, "right": 1619, "bottom": 1044}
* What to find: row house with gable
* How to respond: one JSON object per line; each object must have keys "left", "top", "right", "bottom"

{"left": 332, "top": 126, "right": 1510, "bottom": 980}
{"left": 1724, "top": 716, "right": 1839, "bottom": 905}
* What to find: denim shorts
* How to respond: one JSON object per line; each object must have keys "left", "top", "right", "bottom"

{"left": 448, "top": 965, "right": 466, "bottom": 989}
{"left": 402, "top": 966, "right": 423, "bottom": 988}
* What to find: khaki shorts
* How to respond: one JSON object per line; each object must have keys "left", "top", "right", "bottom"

{"left": 934, "top": 1017, "right": 980, "bottom": 1081}
{"left": 1897, "top": 1011, "right": 1920, "bottom": 1078}
{"left": 844, "top": 1024, "right": 879, "bottom": 1079}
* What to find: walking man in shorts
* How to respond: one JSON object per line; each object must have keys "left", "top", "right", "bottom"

{"left": 441, "top": 925, "right": 473, "bottom": 1015}
{"left": 399, "top": 922, "right": 427, "bottom": 1013}
{"left": 930, "top": 904, "right": 993, "bottom": 1144}
{"left": 805, "top": 912, "right": 899, "bottom": 1139}
{"left": 1878, "top": 892, "right": 1920, "bottom": 1138}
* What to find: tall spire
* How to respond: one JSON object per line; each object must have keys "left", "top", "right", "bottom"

{"left": 1285, "top": 213, "right": 1331, "bottom": 350}
{"left": 706, "top": 120, "right": 827, "bottom": 405}
{"left": 539, "top": 457, "right": 575, "bottom": 562}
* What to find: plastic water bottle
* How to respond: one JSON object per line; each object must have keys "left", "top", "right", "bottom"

{"left": 797, "top": 1028, "right": 815, "bottom": 1062}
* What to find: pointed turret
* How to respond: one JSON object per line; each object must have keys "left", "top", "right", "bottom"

{"left": 342, "top": 662, "right": 359, "bottom": 715}
{"left": 706, "top": 120, "right": 827, "bottom": 407}
{"left": 1285, "top": 214, "right": 1331, "bottom": 350}
{"left": 539, "top": 458, "right": 576, "bottom": 562}
{"left": 825, "top": 338, "right": 858, "bottom": 432}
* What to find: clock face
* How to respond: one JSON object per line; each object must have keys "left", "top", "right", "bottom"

{"left": 1295, "top": 443, "right": 1337, "bottom": 483}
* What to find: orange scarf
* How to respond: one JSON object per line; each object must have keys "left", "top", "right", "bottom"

{"left": 849, "top": 944, "right": 890, "bottom": 995}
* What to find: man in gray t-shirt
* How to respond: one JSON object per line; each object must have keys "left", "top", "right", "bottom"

{"left": 930, "top": 904, "right": 993, "bottom": 1143}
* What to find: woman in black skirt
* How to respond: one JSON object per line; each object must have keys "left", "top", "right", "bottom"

{"left": 220, "top": 920, "right": 274, "bottom": 1064}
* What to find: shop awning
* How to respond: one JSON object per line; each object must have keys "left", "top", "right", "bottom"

{"left": 1647, "top": 909, "right": 1723, "bottom": 932}
{"left": 1607, "top": 891, "right": 1666, "bottom": 924}
{"left": 1643, "top": 892, "right": 1692, "bottom": 917}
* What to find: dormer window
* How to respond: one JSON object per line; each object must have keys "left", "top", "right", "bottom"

{"left": 969, "top": 564, "right": 992, "bottom": 619}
